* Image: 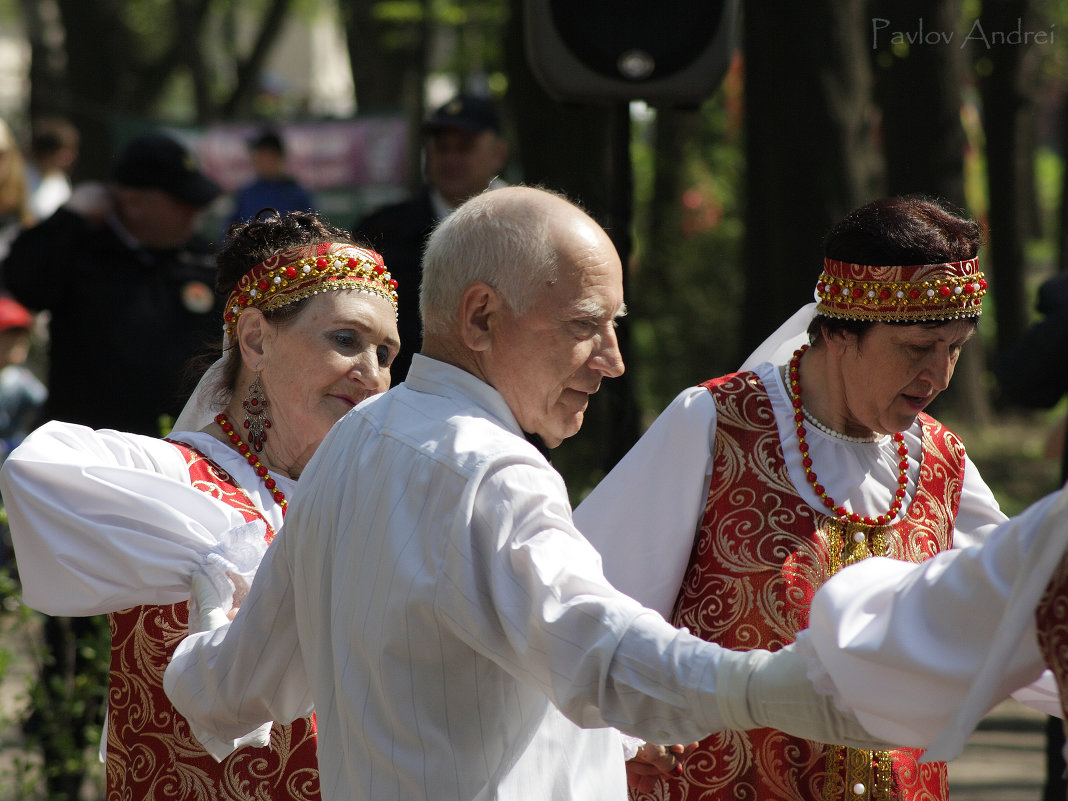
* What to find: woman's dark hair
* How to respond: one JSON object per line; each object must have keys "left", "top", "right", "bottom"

{"left": 216, "top": 208, "right": 355, "bottom": 297}
{"left": 185, "top": 209, "right": 356, "bottom": 409}
{"left": 810, "top": 195, "right": 984, "bottom": 343}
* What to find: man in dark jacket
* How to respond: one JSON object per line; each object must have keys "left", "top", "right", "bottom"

{"left": 353, "top": 94, "right": 508, "bottom": 383}
{"left": 2, "top": 130, "right": 223, "bottom": 436}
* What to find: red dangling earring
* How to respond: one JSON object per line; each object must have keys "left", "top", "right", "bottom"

{"left": 242, "top": 376, "right": 271, "bottom": 452}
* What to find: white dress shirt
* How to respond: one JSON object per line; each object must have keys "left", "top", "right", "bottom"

{"left": 165, "top": 355, "right": 747, "bottom": 801}
{"left": 573, "top": 361, "right": 1007, "bottom": 618}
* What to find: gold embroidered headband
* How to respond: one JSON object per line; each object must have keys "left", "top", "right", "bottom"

{"left": 815, "top": 257, "right": 987, "bottom": 322}
{"left": 223, "top": 242, "right": 398, "bottom": 341}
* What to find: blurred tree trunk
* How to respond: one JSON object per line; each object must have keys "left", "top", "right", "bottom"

{"left": 20, "top": 0, "right": 71, "bottom": 128}
{"left": 871, "top": 0, "right": 989, "bottom": 422}
{"left": 341, "top": 0, "right": 429, "bottom": 193}
{"left": 872, "top": 0, "right": 966, "bottom": 207}
{"left": 504, "top": 0, "right": 639, "bottom": 493}
{"left": 1060, "top": 92, "right": 1068, "bottom": 275}
{"left": 740, "top": 0, "right": 881, "bottom": 363}
{"left": 974, "top": 0, "right": 1043, "bottom": 353}
{"left": 39, "top": 1, "right": 293, "bottom": 181}
{"left": 217, "top": 0, "right": 293, "bottom": 120}
{"left": 52, "top": 0, "right": 128, "bottom": 180}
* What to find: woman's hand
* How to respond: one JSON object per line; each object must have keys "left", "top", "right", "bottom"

{"left": 625, "top": 741, "right": 699, "bottom": 793}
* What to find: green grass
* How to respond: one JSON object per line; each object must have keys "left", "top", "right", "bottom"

{"left": 942, "top": 408, "right": 1063, "bottom": 517}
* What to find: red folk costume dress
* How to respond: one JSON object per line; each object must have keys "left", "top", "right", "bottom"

{"left": 1036, "top": 551, "right": 1068, "bottom": 730}
{"left": 1, "top": 243, "right": 396, "bottom": 801}
{"left": 631, "top": 371, "right": 965, "bottom": 801}
{"left": 106, "top": 439, "right": 319, "bottom": 801}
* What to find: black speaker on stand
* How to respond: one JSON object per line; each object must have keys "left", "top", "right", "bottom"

{"left": 523, "top": 0, "right": 740, "bottom": 107}
{"left": 519, "top": 1, "right": 740, "bottom": 473}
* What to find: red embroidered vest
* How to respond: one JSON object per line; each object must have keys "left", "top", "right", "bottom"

{"left": 632, "top": 373, "right": 966, "bottom": 801}
{"left": 105, "top": 441, "right": 320, "bottom": 801}
{"left": 1036, "top": 549, "right": 1068, "bottom": 724}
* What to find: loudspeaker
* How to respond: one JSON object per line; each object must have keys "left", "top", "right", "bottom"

{"left": 523, "top": 0, "right": 740, "bottom": 106}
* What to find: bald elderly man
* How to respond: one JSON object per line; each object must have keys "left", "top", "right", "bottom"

{"left": 164, "top": 187, "right": 881, "bottom": 801}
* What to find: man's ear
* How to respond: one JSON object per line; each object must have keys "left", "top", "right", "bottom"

{"left": 236, "top": 308, "right": 268, "bottom": 372}
{"left": 458, "top": 282, "right": 502, "bottom": 352}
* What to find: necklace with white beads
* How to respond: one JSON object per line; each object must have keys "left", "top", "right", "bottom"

{"left": 800, "top": 405, "right": 883, "bottom": 444}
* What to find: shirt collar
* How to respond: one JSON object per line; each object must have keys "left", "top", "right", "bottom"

{"left": 404, "top": 354, "right": 542, "bottom": 453}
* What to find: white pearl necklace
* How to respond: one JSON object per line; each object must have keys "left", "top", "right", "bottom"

{"left": 801, "top": 406, "right": 883, "bottom": 444}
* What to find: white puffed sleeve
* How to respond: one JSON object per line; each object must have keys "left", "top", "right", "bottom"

{"left": 2, "top": 421, "right": 259, "bottom": 615}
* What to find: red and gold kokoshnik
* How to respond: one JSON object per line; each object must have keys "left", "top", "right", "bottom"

{"left": 223, "top": 241, "right": 398, "bottom": 340}
{"left": 816, "top": 257, "right": 987, "bottom": 322}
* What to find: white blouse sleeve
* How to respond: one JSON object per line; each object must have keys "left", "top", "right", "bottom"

{"left": 2, "top": 421, "right": 255, "bottom": 615}
{"left": 573, "top": 386, "right": 716, "bottom": 617}
{"left": 951, "top": 452, "right": 1008, "bottom": 548}
{"left": 164, "top": 532, "right": 313, "bottom": 756}
{"left": 798, "top": 484, "right": 1068, "bottom": 761}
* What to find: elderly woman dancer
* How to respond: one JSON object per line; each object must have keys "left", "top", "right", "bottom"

{"left": 1, "top": 210, "right": 400, "bottom": 800}
{"left": 575, "top": 196, "right": 1007, "bottom": 801}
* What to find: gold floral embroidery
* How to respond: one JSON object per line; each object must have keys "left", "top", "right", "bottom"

{"left": 104, "top": 442, "right": 320, "bottom": 801}
{"left": 637, "top": 373, "right": 962, "bottom": 801}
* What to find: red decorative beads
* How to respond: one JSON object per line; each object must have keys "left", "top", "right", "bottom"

{"left": 215, "top": 413, "right": 288, "bottom": 511}
{"left": 788, "top": 346, "right": 907, "bottom": 526}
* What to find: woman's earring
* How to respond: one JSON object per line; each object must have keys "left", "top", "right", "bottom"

{"left": 242, "top": 376, "right": 271, "bottom": 452}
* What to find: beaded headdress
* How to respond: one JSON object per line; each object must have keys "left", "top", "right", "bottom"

{"left": 815, "top": 257, "right": 987, "bottom": 322}
{"left": 223, "top": 242, "right": 398, "bottom": 341}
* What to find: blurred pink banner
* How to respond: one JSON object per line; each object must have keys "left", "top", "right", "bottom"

{"left": 195, "top": 116, "right": 409, "bottom": 192}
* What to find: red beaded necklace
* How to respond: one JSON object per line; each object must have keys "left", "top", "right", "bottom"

{"left": 788, "top": 345, "right": 908, "bottom": 526}
{"left": 215, "top": 412, "right": 288, "bottom": 512}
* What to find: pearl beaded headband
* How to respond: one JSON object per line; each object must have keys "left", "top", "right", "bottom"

{"left": 222, "top": 241, "right": 398, "bottom": 341}
{"left": 815, "top": 257, "right": 987, "bottom": 323}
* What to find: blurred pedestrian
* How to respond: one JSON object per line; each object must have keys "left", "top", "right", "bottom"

{"left": 230, "top": 127, "right": 313, "bottom": 226}
{"left": 0, "top": 295, "right": 45, "bottom": 459}
{"left": 3, "top": 130, "right": 223, "bottom": 435}
{"left": 0, "top": 118, "right": 34, "bottom": 260}
{"left": 353, "top": 93, "right": 508, "bottom": 383}
{"left": 0, "top": 294, "right": 45, "bottom": 570}
{"left": 25, "top": 116, "right": 79, "bottom": 220}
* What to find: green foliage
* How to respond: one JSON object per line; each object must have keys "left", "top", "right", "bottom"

{"left": 628, "top": 89, "right": 747, "bottom": 418}
{"left": 0, "top": 563, "right": 46, "bottom": 800}
{"left": 1035, "top": 146, "right": 1064, "bottom": 227}
{"left": 0, "top": 504, "right": 107, "bottom": 801}
{"left": 373, "top": 0, "right": 425, "bottom": 24}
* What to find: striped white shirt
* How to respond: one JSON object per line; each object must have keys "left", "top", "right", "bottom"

{"left": 165, "top": 355, "right": 735, "bottom": 800}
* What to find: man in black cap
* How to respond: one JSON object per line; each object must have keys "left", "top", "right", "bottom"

{"left": 353, "top": 93, "right": 508, "bottom": 383}
{"left": 2, "top": 130, "right": 223, "bottom": 435}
